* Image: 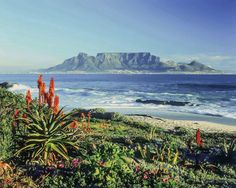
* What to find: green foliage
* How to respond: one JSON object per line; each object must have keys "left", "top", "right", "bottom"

{"left": 135, "top": 142, "right": 179, "bottom": 165}
{"left": 15, "top": 107, "right": 81, "bottom": 165}
{"left": 43, "top": 175, "right": 76, "bottom": 188}
{"left": 147, "top": 126, "right": 157, "bottom": 141}
{"left": 77, "top": 142, "right": 135, "bottom": 187}
{"left": 91, "top": 108, "right": 106, "bottom": 113}
{"left": 222, "top": 139, "right": 236, "bottom": 162}
{"left": 0, "top": 89, "right": 25, "bottom": 160}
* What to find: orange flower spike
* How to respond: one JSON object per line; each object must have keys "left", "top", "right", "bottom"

{"left": 37, "top": 75, "right": 43, "bottom": 89}
{"left": 26, "top": 90, "right": 32, "bottom": 108}
{"left": 14, "top": 109, "right": 20, "bottom": 119}
{"left": 44, "top": 92, "right": 49, "bottom": 104}
{"left": 37, "top": 75, "right": 43, "bottom": 104}
{"left": 47, "top": 93, "right": 54, "bottom": 108}
{"left": 53, "top": 95, "right": 59, "bottom": 114}
{"left": 49, "top": 78, "right": 55, "bottom": 97}
{"left": 41, "top": 82, "right": 46, "bottom": 103}
{"left": 196, "top": 129, "right": 203, "bottom": 147}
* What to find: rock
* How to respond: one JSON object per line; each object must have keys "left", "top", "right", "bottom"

{"left": 136, "top": 99, "right": 194, "bottom": 106}
{"left": 0, "top": 82, "right": 14, "bottom": 89}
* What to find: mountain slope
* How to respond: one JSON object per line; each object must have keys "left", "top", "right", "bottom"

{"left": 43, "top": 52, "right": 217, "bottom": 73}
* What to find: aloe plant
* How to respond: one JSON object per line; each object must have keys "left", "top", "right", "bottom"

{"left": 15, "top": 107, "right": 81, "bottom": 165}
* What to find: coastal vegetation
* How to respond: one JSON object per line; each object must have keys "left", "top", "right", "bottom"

{"left": 0, "top": 75, "right": 235, "bottom": 188}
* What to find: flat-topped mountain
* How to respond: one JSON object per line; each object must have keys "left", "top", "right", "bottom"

{"left": 43, "top": 52, "right": 217, "bottom": 73}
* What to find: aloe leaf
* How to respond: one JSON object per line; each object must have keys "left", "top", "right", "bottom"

{"left": 50, "top": 143, "right": 69, "bottom": 161}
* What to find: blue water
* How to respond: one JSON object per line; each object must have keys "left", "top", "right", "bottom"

{"left": 1, "top": 74, "right": 236, "bottom": 125}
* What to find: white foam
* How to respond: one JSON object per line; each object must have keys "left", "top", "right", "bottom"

{"left": 170, "top": 104, "right": 236, "bottom": 120}
{"left": 8, "top": 84, "right": 34, "bottom": 92}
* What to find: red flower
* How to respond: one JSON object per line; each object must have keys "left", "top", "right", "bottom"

{"left": 196, "top": 129, "right": 203, "bottom": 147}
{"left": 26, "top": 89, "right": 32, "bottom": 108}
{"left": 162, "top": 177, "right": 169, "bottom": 183}
{"left": 22, "top": 113, "right": 27, "bottom": 119}
{"left": 143, "top": 174, "right": 149, "bottom": 180}
{"left": 14, "top": 109, "right": 20, "bottom": 118}
{"left": 69, "top": 121, "right": 78, "bottom": 129}
{"left": 53, "top": 95, "right": 59, "bottom": 114}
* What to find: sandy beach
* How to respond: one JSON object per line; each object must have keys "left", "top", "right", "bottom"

{"left": 128, "top": 115, "right": 236, "bottom": 133}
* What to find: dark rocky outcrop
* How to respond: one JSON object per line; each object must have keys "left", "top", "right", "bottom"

{"left": 43, "top": 52, "right": 217, "bottom": 73}
{"left": 0, "top": 82, "right": 14, "bottom": 89}
{"left": 136, "top": 99, "right": 196, "bottom": 106}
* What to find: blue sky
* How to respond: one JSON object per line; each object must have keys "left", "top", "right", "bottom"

{"left": 0, "top": 0, "right": 235, "bottom": 72}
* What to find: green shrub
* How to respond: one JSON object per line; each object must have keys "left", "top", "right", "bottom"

{"left": 0, "top": 89, "right": 25, "bottom": 160}
{"left": 15, "top": 106, "right": 81, "bottom": 165}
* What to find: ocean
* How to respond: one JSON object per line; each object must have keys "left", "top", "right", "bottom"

{"left": 1, "top": 74, "right": 236, "bottom": 125}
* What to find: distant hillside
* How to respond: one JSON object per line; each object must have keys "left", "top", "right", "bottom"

{"left": 43, "top": 52, "right": 218, "bottom": 73}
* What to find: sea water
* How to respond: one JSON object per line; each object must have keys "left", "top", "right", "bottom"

{"left": 1, "top": 74, "right": 236, "bottom": 125}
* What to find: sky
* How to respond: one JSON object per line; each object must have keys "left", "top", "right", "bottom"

{"left": 0, "top": 0, "right": 235, "bottom": 73}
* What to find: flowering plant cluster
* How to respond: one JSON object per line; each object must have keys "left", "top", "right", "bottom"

{"left": 12, "top": 75, "right": 83, "bottom": 166}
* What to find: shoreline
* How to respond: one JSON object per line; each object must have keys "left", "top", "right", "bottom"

{"left": 128, "top": 115, "right": 236, "bottom": 133}
{"left": 104, "top": 107, "right": 236, "bottom": 126}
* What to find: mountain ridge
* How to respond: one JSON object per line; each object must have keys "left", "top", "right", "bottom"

{"left": 43, "top": 52, "right": 218, "bottom": 73}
